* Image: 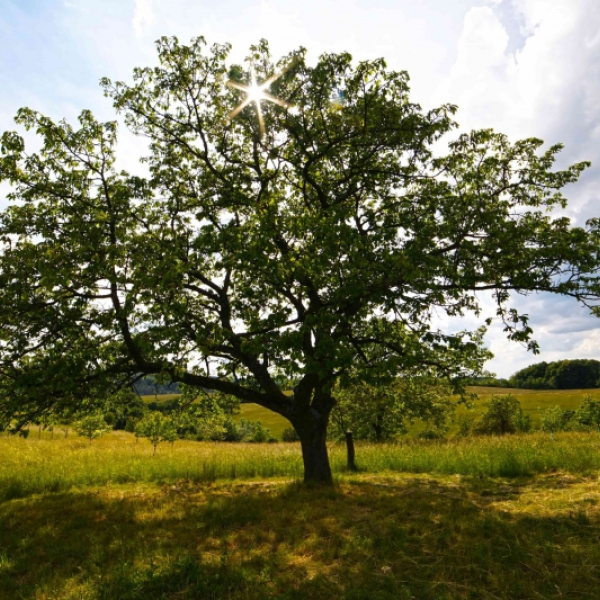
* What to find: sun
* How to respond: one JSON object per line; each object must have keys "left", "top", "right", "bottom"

{"left": 226, "top": 66, "right": 293, "bottom": 137}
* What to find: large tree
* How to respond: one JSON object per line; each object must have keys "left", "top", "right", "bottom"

{"left": 1, "top": 37, "right": 599, "bottom": 483}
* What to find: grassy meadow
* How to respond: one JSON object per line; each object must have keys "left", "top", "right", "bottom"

{"left": 462, "top": 385, "right": 600, "bottom": 415}
{"left": 1, "top": 430, "right": 600, "bottom": 598}
{"left": 3, "top": 387, "right": 600, "bottom": 599}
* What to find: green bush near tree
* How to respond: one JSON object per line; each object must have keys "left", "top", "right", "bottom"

{"left": 473, "top": 394, "right": 530, "bottom": 435}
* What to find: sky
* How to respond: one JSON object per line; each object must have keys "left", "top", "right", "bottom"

{"left": 1, "top": 0, "right": 600, "bottom": 378}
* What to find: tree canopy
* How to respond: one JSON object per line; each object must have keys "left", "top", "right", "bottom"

{"left": 509, "top": 359, "right": 600, "bottom": 389}
{"left": 1, "top": 37, "right": 599, "bottom": 483}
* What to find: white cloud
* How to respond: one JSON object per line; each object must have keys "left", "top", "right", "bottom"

{"left": 429, "top": 0, "right": 600, "bottom": 376}
{"left": 132, "top": 0, "right": 156, "bottom": 39}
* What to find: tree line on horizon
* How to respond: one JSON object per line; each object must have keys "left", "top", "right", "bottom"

{"left": 468, "top": 359, "right": 600, "bottom": 390}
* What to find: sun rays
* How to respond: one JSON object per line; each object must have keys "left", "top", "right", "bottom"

{"left": 226, "top": 66, "right": 293, "bottom": 137}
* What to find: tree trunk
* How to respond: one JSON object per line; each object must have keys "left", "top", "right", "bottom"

{"left": 299, "top": 430, "right": 332, "bottom": 484}
{"left": 372, "top": 421, "right": 383, "bottom": 442}
{"left": 345, "top": 430, "right": 357, "bottom": 471}
{"left": 292, "top": 408, "right": 333, "bottom": 485}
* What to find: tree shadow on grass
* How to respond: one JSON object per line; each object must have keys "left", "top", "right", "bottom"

{"left": 0, "top": 476, "right": 599, "bottom": 599}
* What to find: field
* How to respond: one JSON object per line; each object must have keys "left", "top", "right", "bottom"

{"left": 1, "top": 430, "right": 600, "bottom": 599}
{"left": 144, "top": 386, "right": 600, "bottom": 440}
{"left": 463, "top": 386, "right": 600, "bottom": 414}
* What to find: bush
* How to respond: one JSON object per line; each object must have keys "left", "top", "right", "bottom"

{"left": 416, "top": 428, "right": 446, "bottom": 440}
{"left": 513, "top": 408, "right": 532, "bottom": 433}
{"left": 576, "top": 395, "right": 600, "bottom": 433}
{"left": 282, "top": 427, "right": 300, "bottom": 442}
{"left": 539, "top": 406, "right": 576, "bottom": 436}
{"left": 456, "top": 415, "right": 475, "bottom": 437}
{"left": 194, "top": 413, "right": 228, "bottom": 441}
{"left": 222, "top": 417, "right": 243, "bottom": 442}
{"left": 238, "top": 419, "right": 277, "bottom": 443}
{"left": 474, "top": 394, "right": 522, "bottom": 435}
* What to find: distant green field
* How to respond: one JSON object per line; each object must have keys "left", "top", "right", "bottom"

{"left": 140, "top": 394, "right": 291, "bottom": 438}
{"left": 462, "top": 385, "right": 600, "bottom": 418}
{"left": 141, "top": 386, "right": 600, "bottom": 439}
{"left": 140, "top": 393, "right": 181, "bottom": 403}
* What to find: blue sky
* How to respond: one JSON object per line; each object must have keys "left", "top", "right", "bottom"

{"left": 1, "top": 0, "right": 600, "bottom": 378}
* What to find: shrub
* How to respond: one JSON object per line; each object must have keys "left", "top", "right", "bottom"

{"left": 540, "top": 405, "right": 576, "bottom": 437}
{"left": 282, "top": 427, "right": 300, "bottom": 442}
{"left": 456, "top": 415, "right": 475, "bottom": 437}
{"left": 416, "top": 428, "right": 446, "bottom": 440}
{"left": 222, "top": 417, "right": 243, "bottom": 442}
{"left": 474, "top": 394, "right": 522, "bottom": 435}
{"left": 576, "top": 395, "right": 600, "bottom": 434}
{"left": 238, "top": 419, "right": 277, "bottom": 443}
{"left": 513, "top": 408, "right": 532, "bottom": 433}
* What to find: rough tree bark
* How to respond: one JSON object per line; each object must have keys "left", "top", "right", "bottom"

{"left": 288, "top": 391, "right": 334, "bottom": 484}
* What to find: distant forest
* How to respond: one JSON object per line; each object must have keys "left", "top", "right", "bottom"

{"left": 468, "top": 359, "right": 600, "bottom": 390}
{"left": 134, "top": 376, "right": 180, "bottom": 396}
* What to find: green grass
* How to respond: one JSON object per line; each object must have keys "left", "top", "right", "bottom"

{"left": 1, "top": 470, "right": 600, "bottom": 599}
{"left": 237, "top": 403, "right": 291, "bottom": 438}
{"left": 3, "top": 390, "right": 600, "bottom": 598}
{"left": 140, "top": 393, "right": 181, "bottom": 403}
{"left": 1, "top": 432, "right": 600, "bottom": 598}
{"left": 465, "top": 385, "right": 600, "bottom": 414}
{"left": 2, "top": 430, "right": 600, "bottom": 502}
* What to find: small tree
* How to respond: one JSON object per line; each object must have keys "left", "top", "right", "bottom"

{"left": 135, "top": 412, "right": 178, "bottom": 455}
{"left": 474, "top": 394, "right": 523, "bottom": 435}
{"left": 282, "top": 427, "right": 301, "bottom": 442}
{"left": 539, "top": 405, "right": 573, "bottom": 438}
{"left": 331, "top": 378, "right": 455, "bottom": 442}
{"left": 456, "top": 414, "right": 475, "bottom": 437}
{"left": 75, "top": 413, "right": 111, "bottom": 444}
{"left": 576, "top": 395, "right": 600, "bottom": 437}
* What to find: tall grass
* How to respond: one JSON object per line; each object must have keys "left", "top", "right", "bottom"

{"left": 1, "top": 430, "right": 599, "bottom": 502}
{"left": 345, "top": 433, "right": 600, "bottom": 477}
{"left": 0, "top": 432, "right": 304, "bottom": 501}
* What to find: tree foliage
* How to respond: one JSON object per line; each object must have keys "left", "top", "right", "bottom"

{"left": 75, "top": 412, "right": 111, "bottom": 444}
{"left": 539, "top": 405, "right": 575, "bottom": 436}
{"left": 330, "top": 377, "right": 455, "bottom": 441}
{"left": 509, "top": 359, "right": 600, "bottom": 390}
{"left": 1, "top": 37, "right": 599, "bottom": 482}
{"left": 473, "top": 394, "right": 530, "bottom": 435}
{"left": 134, "top": 412, "right": 178, "bottom": 454}
{"left": 575, "top": 394, "right": 600, "bottom": 434}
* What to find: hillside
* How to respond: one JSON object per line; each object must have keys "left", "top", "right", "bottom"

{"left": 141, "top": 386, "right": 600, "bottom": 440}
